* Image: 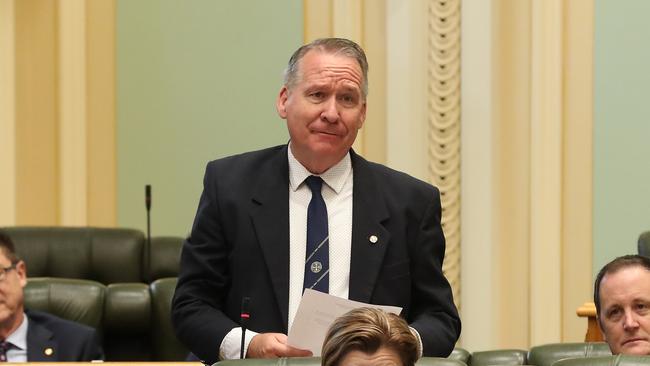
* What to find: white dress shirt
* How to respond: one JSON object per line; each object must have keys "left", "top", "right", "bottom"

{"left": 6, "top": 313, "right": 28, "bottom": 362}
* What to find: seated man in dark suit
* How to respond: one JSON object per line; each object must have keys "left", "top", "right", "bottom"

{"left": 0, "top": 230, "right": 104, "bottom": 362}
{"left": 595, "top": 254, "right": 650, "bottom": 355}
{"left": 321, "top": 307, "right": 419, "bottom": 366}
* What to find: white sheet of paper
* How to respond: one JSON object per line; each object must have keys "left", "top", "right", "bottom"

{"left": 287, "top": 289, "right": 402, "bottom": 356}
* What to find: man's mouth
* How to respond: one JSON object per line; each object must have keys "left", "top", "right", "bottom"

{"left": 623, "top": 337, "right": 647, "bottom": 346}
{"left": 313, "top": 130, "right": 338, "bottom": 137}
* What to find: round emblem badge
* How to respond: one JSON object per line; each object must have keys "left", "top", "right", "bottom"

{"left": 310, "top": 261, "right": 322, "bottom": 273}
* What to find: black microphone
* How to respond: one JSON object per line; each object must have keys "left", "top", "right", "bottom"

{"left": 240, "top": 297, "right": 251, "bottom": 359}
{"left": 145, "top": 185, "right": 152, "bottom": 211}
{"left": 145, "top": 185, "right": 152, "bottom": 281}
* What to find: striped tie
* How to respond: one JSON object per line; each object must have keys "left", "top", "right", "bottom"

{"left": 0, "top": 341, "right": 11, "bottom": 362}
{"left": 303, "top": 176, "right": 329, "bottom": 293}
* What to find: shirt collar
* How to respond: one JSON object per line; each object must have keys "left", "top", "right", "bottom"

{"left": 6, "top": 313, "right": 28, "bottom": 350}
{"left": 287, "top": 143, "right": 352, "bottom": 194}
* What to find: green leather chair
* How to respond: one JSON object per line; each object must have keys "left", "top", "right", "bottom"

{"left": 638, "top": 231, "right": 650, "bottom": 257}
{"left": 103, "top": 283, "right": 152, "bottom": 360}
{"left": 527, "top": 342, "right": 611, "bottom": 366}
{"left": 147, "top": 236, "right": 183, "bottom": 282}
{"left": 4, "top": 226, "right": 185, "bottom": 284}
{"left": 6, "top": 226, "right": 145, "bottom": 283}
{"left": 553, "top": 355, "right": 650, "bottom": 366}
{"left": 24, "top": 277, "right": 105, "bottom": 329}
{"left": 215, "top": 357, "right": 467, "bottom": 366}
{"left": 4, "top": 226, "right": 187, "bottom": 361}
{"left": 449, "top": 348, "right": 471, "bottom": 364}
{"left": 469, "top": 349, "right": 528, "bottom": 365}
{"left": 150, "top": 277, "right": 189, "bottom": 361}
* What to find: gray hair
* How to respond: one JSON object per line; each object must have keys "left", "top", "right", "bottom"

{"left": 283, "top": 38, "right": 369, "bottom": 99}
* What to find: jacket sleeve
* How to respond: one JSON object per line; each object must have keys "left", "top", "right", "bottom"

{"left": 408, "top": 188, "right": 461, "bottom": 357}
{"left": 171, "top": 162, "right": 238, "bottom": 364}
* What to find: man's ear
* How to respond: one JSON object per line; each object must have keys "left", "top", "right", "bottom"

{"left": 276, "top": 86, "right": 289, "bottom": 119}
{"left": 16, "top": 260, "right": 27, "bottom": 288}
{"left": 597, "top": 316, "right": 606, "bottom": 341}
{"left": 358, "top": 101, "right": 367, "bottom": 129}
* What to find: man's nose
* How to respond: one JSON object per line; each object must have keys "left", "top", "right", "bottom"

{"left": 623, "top": 311, "right": 640, "bottom": 331}
{"left": 320, "top": 97, "right": 339, "bottom": 123}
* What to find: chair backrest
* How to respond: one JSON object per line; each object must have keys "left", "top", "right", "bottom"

{"left": 24, "top": 277, "right": 105, "bottom": 329}
{"left": 6, "top": 227, "right": 145, "bottom": 284}
{"left": 638, "top": 231, "right": 650, "bottom": 257}
{"left": 215, "top": 357, "right": 468, "bottom": 366}
{"left": 449, "top": 348, "right": 471, "bottom": 364}
{"left": 148, "top": 236, "right": 184, "bottom": 282}
{"left": 150, "top": 277, "right": 189, "bottom": 361}
{"left": 528, "top": 342, "right": 611, "bottom": 366}
{"left": 469, "top": 349, "right": 528, "bottom": 366}
{"left": 103, "top": 283, "right": 152, "bottom": 360}
{"left": 553, "top": 355, "right": 650, "bottom": 366}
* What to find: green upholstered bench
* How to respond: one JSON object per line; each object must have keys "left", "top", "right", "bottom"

{"left": 527, "top": 342, "right": 611, "bottom": 366}
{"left": 450, "top": 348, "right": 471, "bottom": 364}
{"left": 215, "top": 357, "right": 468, "bottom": 366}
{"left": 553, "top": 355, "right": 650, "bottom": 366}
{"left": 468, "top": 349, "right": 528, "bottom": 365}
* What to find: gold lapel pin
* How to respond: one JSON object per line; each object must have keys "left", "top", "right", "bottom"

{"left": 44, "top": 347, "right": 54, "bottom": 356}
{"left": 369, "top": 235, "right": 378, "bottom": 244}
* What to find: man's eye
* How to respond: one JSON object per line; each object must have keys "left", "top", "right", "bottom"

{"left": 339, "top": 94, "right": 356, "bottom": 105}
{"left": 310, "top": 92, "right": 325, "bottom": 99}
{"left": 607, "top": 308, "right": 622, "bottom": 320}
{"left": 636, "top": 303, "right": 649, "bottom": 311}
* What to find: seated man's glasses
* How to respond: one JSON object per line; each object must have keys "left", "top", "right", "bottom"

{"left": 0, "top": 263, "right": 17, "bottom": 281}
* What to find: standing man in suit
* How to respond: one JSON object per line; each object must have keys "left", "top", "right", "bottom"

{"left": 0, "top": 230, "right": 104, "bottom": 362}
{"left": 172, "top": 38, "right": 461, "bottom": 364}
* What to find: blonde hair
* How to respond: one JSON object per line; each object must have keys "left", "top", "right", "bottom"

{"left": 321, "top": 308, "right": 418, "bottom": 366}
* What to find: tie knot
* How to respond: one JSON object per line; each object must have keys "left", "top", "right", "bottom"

{"left": 305, "top": 176, "right": 323, "bottom": 193}
{"left": 0, "top": 341, "right": 11, "bottom": 352}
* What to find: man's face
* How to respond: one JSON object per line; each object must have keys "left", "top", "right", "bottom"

{"left": 276, "top": 50, "right": 366, "bottom": 174}
{"left": 599, "top": 266, "right": 650, "bottom": 355}
{"left": 337, "top": 347, "right": 402, "bottom": 366}
{"left": 0, "top": 252, "right": 26, "bottom": 327}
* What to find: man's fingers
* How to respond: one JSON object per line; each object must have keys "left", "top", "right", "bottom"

{"left": 279, "top": 345, "right": 313, "bottom": 358}
{"left": 247, "top": 333, "right": 312, "bottom": 358}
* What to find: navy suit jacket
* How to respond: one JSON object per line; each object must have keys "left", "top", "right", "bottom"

{"left": 172, "top": 145, "right": 460, "bottom": 364}
{"left": 25, "top": 309, "right": 103, "bottom": 361}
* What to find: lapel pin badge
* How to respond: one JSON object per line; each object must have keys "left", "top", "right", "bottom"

{"left": 44, "top": 347, "right": 54, "bottom": 356}
{"left": 369, "top": 235, "right": 378, "bottom": 244}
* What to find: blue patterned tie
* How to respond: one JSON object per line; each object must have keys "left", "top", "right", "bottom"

{"left": 303, "top": 176, "right": 329, "bottom": 293}
{"left": 0, "top": 341, "right": 11, "bottom": 362}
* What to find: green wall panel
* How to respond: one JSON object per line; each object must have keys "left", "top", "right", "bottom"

{"left": 593, "top": 0, "right": 650, "bottom": 275}
{"left": 117, "top": 1, "right": 302, "bottom": 236}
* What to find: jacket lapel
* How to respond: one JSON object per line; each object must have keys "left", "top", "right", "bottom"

{"left": 249, "top": 146, "right": 291, "bottom": 330}
{"left": 348, "top": 150, "right": 390, "bottom": 303}
{"left": 26, "top": 314, "right": 58, "bottom": 362}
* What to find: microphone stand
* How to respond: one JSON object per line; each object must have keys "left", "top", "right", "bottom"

{"left": 145, "top": 185, "right": 152, "bottom": 282}
{"left": 240, "top": 297, "right": 250, "bottom": 359}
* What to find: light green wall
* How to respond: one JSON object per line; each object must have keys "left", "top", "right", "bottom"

{"left": 593, "top": 0, "right": 650, "bottom": 275}
{"left": 117, "top": 1, "right": 303, "bottom": 236}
